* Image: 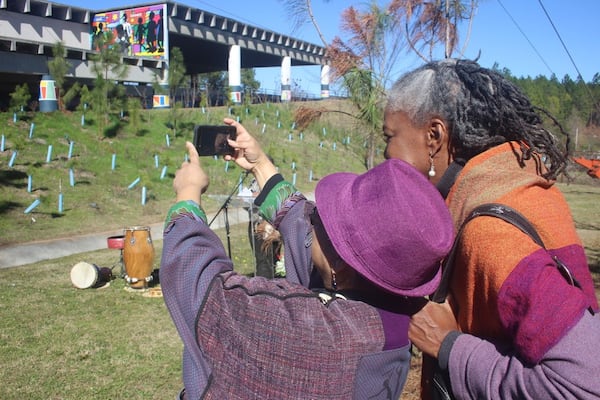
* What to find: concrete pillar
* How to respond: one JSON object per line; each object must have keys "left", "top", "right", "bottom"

{"left": 228, "top": 45, "right": 242, "bottom": 104}
{"left": 153, "top": 66, "right": 170, "bottom": 108}
{"left": 320, "top": 64, "right": 330, "bottom": 99}
{"left": 39, "top": 74, "right": 58, "bottom": 112}
{"left": 280, "top": 56, "right": 291, "bottom": 102}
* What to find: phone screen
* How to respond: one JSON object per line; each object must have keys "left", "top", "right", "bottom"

{"left": 193, "top": 125, "right": 237, "bottom": 156}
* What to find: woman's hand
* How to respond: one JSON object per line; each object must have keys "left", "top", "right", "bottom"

{"left": 223, "top": 118, "right": 278, "bottom": 188}
{"left": 174, "top": 141, "right": 209, "bottom": 205}
{"left": 409, "top": 299, "right": 458, "bottom": 358}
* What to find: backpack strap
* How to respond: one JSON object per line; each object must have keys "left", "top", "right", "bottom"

{"left": 431, "top": 203, "right": 576, "bottom": 304}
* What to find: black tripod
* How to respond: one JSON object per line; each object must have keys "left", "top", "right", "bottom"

{"left": 209, "top": 171, "right": 250, "bottom": 258}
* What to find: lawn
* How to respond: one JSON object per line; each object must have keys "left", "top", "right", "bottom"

{"left": 0, "top": 103, "right": 599, "bottom": 399}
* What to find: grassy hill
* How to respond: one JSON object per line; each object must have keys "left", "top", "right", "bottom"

{"left": 0, "top": 100, "right": 374, "bottom": 246}
{"left": 0, "top": 100, "right": 598, "bottom": 400}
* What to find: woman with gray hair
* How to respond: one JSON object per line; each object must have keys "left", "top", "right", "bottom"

{"left": 383, "top": 59, "right": 600, "bottom": 399}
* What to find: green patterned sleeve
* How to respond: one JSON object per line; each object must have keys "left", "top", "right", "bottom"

{"left": 164, "top": 200, "right": 207, "bottom": 230}
{"left": 258, "top": 180, "right": 302, "bottom": 223}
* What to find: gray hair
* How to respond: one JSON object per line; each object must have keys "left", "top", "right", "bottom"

{"left": 386, "top": 59, "right": 568, "bottom": 179}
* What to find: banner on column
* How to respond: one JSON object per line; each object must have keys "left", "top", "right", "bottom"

{"left": 153, "top": 95, "right": 170, "bottom": 108}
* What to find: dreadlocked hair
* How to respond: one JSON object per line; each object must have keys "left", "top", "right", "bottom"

{"left": 386, "top": 59, "right": 569, "bottom": 179}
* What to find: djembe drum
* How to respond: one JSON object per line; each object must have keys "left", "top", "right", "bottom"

{"left": 123, "top": 226, "right": 155, "bottom": 289}
{"left": 70, "top": 261, "right": 113, "bottom": 289}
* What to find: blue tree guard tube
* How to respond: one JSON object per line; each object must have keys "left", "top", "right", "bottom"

{"left": 141, "top": 186, "right": 147, "bottom": 205}
{"left": 323, "top": 127, "right": 327, "bottom": 136}
{"left": 27, "top": 175, "right": 32, "bottom": 192}
{"left": 58, "top": 193, "right": 64, "bottom": 213}
{"left": 154, "top": 154, "right": 159, "bottom": 168}
{"left": 111, "top": 154, "right": 116, "bottom": 170}
{"left": 160, "top": 165, "right": 167, "bottom": 180}
{"left": 165, "top": 134, "right": 170, "bottom": 147}
{"left": 69, "top": 168, "right": 75, "bottom": 187}
{"left": 13, "top": 113, "right": 17, "bottom": 123}
{"left": 225, "top": 161, "right": 229, "bottom": 172}
{"left": 8, "top": 151, "right": 17, "bottom": 167}
{"left": 24, "top": 199, "right": 41, "bottom": 214}
{"left": 128, "top": 177, "right": 141, "bottom": 189}
{"left": 309, "top": 170, "right": 313, "bottom": 182}
{"left": 81, "top": 114, "right": 85, "bottom": 126}
{"left": 300, "top": 132, "right": 304, "bottom": 141}
{"left": 292, "top": 172, "right": 297, "bottom": 185}
{"left": 46, "top": 145, "right": 53, "bottom": 163}
{"left": 288, "top": 134, "right": 292, "bottom": 141}
{"left": 29, "top": 123, "right": 35, "bottom": 139}
{"left": 1, "top": 134, "right": 4, "bottom": 152}
{"left": 68, "top": 142, "right": 74, "bottom": 159}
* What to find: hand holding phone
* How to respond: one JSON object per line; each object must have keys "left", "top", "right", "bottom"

{"left": 193, "top": 125, "right": 237, "bottom": 156}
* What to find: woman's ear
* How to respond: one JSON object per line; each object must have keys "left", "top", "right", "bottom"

{"left": 427, "top": 118, "right": 448, "bottom": 153}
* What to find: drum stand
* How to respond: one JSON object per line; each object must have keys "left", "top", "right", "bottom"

{"left": 209, "top": 171, "right": 250, "bottom": 258}
{"left": 106, "top": 236, "right": 125, "bottom": 278}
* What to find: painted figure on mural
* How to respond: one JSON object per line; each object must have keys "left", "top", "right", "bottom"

{"left": 156, "top": 9, "right": 165, "bottom": 53}
{"left": 92, "top": 22, "right": 105, "bottom": 51}
{"left": 146, "top": 11, "right": 157, "bottom": 53}
{"left": 120, "top": 13, "right": 133, "bottom": 55}
{"left": 134, "top": 17, "right": 145, "bottom": 53}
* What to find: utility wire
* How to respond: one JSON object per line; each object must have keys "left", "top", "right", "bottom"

{"left": 537, "top": 0, "right": 584, "bottom": 82}
{"left": 496, "top": 0, "right": 554, "bottom": 76}
{"left": 537, "top": 0, "right": 597, "bottom": 105}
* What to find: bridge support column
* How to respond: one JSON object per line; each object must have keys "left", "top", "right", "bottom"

{"left": 153, "top": 68, "right": 170, "bottom": 108}
{"left": 228, "top": 45, "right": 242, "bottom": 104}
{"left": 39, "top": 74, "right": 58, "bottom": 112}
{"left": 320, "top": 64, "right": 330, "bottom": 99}
{"left": 280, "top": 56, "right": 291, "bottom": 102}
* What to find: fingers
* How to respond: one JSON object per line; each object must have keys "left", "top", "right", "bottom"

{"left": 185, "top": 141, "right": 199, "bottom": 164}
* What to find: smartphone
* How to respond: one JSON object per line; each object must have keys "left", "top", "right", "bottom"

{"left": 193, "top": 125, "right": 237, "bottom": 156}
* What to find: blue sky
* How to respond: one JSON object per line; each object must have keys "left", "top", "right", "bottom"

{"left": 56, "top": 0, "right": 600, "bottom": 96}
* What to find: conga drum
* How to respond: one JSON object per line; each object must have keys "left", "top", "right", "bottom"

{"left": 70, "top": 261, "right": 113, "bottom": 289}
{"left": 123, "top": 226, "right": 155, "bottom": 289}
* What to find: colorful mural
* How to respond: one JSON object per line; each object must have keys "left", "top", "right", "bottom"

{"left": 91, "top": 4, "right": 168, "bottom": 60}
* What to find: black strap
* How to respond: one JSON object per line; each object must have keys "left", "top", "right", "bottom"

{"left": 432, "top": 203, "right": 545, "bottom": 304}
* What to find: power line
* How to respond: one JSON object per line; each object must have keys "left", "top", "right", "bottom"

{"left": 537, "top": 0, "right": 596, "bottom": 105}
{"left": 496, "top": 0, "right": 555, "bottom": 76}
{"left": 536, "top": 0, "right": 585, "bottom": 82}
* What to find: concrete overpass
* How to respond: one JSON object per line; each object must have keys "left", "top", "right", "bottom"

{"left": 0, "top": 0, "right": 330, "bottom": 108}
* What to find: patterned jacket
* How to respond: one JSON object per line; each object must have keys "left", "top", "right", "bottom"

{"left": 160, "top": 177, "right": 420, "bottom": 399}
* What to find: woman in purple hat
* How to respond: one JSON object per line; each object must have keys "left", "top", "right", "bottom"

{"left": 159, "top": 118, "right": 454, "bottom": 400}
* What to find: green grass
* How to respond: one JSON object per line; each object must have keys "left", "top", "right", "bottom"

{"left": 0, "top": 225, "right": 256, "bottom": 400}
{"left": 0, "top": 103, "right": 599, "bottom": 399}
{"left": 0, "top": 101, "right": 370, "bottom": 246}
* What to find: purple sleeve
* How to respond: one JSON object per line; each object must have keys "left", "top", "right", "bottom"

{"left": 447, "top": 311, "right": 600, "bottom": 399}
{"left": 159, "top": 213, "right": 233, "bottom": 399}
{"left": 276, "top": 198, "right": 315, "bottom": 287}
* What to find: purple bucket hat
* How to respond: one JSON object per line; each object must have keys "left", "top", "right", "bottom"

{"left": 314, "top": 158, "right": 454, "bottom": 297}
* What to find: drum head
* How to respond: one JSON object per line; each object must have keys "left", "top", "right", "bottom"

{"left": 70, "top": 261, "right": 98, "bottom": 289}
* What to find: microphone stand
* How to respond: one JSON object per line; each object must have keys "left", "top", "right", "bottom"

{"left": 209, "top": 171, "right": 250, "bottom": 258}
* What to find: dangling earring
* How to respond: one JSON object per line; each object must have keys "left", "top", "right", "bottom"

{"left": 428, "top": 153, "right": 436, "bottom": 177}
{"left": 331, "top": 269, "right": 338, "bottom": 292}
